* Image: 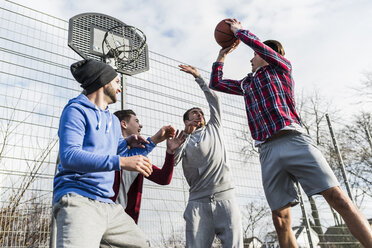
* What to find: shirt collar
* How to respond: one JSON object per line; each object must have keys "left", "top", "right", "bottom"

{"left": 252, "top": 66, "right": 262, "bottom": 77}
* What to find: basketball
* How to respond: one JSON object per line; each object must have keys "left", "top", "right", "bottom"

{"left": 214, "top": 19, "right": 238, "bottom": 48}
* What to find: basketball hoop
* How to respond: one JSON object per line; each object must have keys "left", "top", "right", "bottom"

{"left": 68, "top": 13, "right": 149, "bottom": 75}
{"left": 102, "top": 25, "right": 147, "bottom": 72}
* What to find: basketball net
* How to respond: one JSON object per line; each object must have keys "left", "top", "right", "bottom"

{"left": 102, "top": 25, "right": 147, "bottom": 71}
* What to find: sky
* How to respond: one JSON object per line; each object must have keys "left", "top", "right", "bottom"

{"left": 12, "top": 0, "right": 372, "bottom": 119}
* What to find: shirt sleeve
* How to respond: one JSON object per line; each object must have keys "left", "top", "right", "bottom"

{"left": 174, "top": 133, "right": 188, "bottom": 166}
{"left": 58, "top": 105, "right": 120, "bottom": 173}
{"left": 195, "top": 76, "right": 221, "bottom": 127}
{"left": 146, "top": 152, "right": 175, "bottom": 185}
{"left": 209, "top": 62, "right": 245, "bottom": 96}
{"left": 235, "top": 29, "right": 292, "bottom": 72}
{"left": 117, "top": 137, "right": 157, "bottom": 157}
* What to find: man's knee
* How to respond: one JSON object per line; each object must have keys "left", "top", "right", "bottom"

{"left": 322, "top": 187, "right": 355, "bottom": 213}
{"left": 272, "top": 207, "right": 292, "bottom": 232}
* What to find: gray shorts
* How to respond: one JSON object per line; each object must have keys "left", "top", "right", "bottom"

{"left": 183, "top": 190, "right": 243, "bottom": 248}
{"left": 53, "top": 194, "right": 148, "bottom": 248}
{"left": 259, "top": 132, "right": 339, "bottom": 211}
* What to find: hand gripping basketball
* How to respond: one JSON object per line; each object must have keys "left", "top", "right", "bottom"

{"left": 214, "top": 19, "right": 240, "bottom": 48}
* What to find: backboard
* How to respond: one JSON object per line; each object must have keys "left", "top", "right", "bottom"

{"left": 68, "top": 13, "right": 149, "bottom": 75}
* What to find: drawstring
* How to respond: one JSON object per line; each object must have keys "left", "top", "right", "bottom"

{"left": 95, "top": 106, "right": 102, "bottom": 130}
{"left": 94, "top": 105, "right": 112, "bottom": 133}
{"left": 106, "top": 111, "right": 112, "bottom": 133}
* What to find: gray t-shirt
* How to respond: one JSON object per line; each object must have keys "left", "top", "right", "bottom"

{"left": 115, "top": 138, "right": 156, "bottom": 208}
{"left": 175, "top": 77, "right": 233, "bottom": 201}
{"left": 116, "top": 170, "right": 139, "bottom": 208}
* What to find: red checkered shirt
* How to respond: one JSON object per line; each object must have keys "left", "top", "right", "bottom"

{"left": 209, "top": 29, "right": 301, "bottom": 141}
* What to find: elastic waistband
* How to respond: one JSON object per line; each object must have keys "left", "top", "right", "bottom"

{"left": 265, "top": 130, "right": 300, "bottom": 143}
{"left": 189, "top": 189, "right": 235, "bottom": 203}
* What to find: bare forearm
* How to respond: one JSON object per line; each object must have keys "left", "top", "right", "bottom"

{"left": 216, "top": 53, "right": 226, "bottom": 63}
{"left": 150, "top": 135, "right": 161, "bottom": 144}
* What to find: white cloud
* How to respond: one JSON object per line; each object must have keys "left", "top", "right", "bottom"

{"left": 14, "top": 0, "right": 372, "bottom": 118}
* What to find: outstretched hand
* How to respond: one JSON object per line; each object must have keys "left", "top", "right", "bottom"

{"left": 150, "top": 125, "right": 176, "bottom": 144}
{"left": 178, "top": 64, "right": 200, "bottom": 78}
{"left": 125, "top": 134, "right": 149, "bottom": 149}
{"left": 166, "top": 130, "right": 187, "bottom": 154}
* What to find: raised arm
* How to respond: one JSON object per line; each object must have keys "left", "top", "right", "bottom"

{"left": 179, "top": 64, "right": 222, "bottom": 126}
{"left": 226, "top": 18, "right": 291, "bottom": 72}
{"left": 118, "top": 125, "right": 175, "bottom": 158}
{"left": 117, "top": 135, "right": 155, "bottom": 157}
{"left": 150, "top": 125, "right": 176, "bottom": 144}
{"left": 209, "top": 61, "right": 246, "bottom": 96}
{"left": 209, "top": 38, "right": 246, "bottom": 96}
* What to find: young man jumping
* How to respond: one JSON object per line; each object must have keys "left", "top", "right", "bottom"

{"left": 209, "top": 19, "right": 372, "bottom": 247}
{"left": 176, "top": 64, "right": 243, "bottom": 248}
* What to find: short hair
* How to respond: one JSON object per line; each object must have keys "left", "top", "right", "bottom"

{"left": 183, "top": 107, "right": 203, "bottom": 122}
{"left": 114, "top": 109, "right": 136, "bottom": 122}
{"left": 263, "top": 40, "right": 285, "bottom": 56}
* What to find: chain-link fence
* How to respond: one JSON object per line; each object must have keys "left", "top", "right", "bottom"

{"left": 0, "top": 1, "right": 370, "bottom": 247}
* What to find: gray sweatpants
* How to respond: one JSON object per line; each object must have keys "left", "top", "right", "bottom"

{"left": 53, "top": 193, "right": 148, "bottom": 248}
{"left": 183, "top": 190, "right": 243, "bottom": 248}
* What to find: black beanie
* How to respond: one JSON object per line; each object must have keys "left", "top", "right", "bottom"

{"left": 70, "top": 59, "right": 118, "bottom": 95}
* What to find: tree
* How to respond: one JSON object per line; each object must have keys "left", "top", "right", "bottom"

{"left": 333, "top": 112, "right": 372, "bottom": 206}
{"left": 242, "top": 201, "right": 271, "bottom": 241}
{"left": 298, "top": 93, "right": 372, "bottom": 246}
{"left": 357, "top": 72, "right": 372, "bottom": 102}
{"left": 295, "top": 89, "right": 340, "bottom": 242}
{"left": 296, "top": 89, "right": 339, "bottom": 147}
{"left": 0, "top": 95, "right": 58, "bottom": 246}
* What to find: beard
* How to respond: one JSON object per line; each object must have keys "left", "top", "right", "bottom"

{"left": 103, "top": 84, "right": 117, "bottom": 103}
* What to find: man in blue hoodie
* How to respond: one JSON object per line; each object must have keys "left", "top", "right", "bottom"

{"left": 53, "top": 59, "right": 163, "bottom": 247}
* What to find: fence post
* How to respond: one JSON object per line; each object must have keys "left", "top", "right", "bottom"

{"left": 120, "top": 74, "right": 127, "bottom": 110}
{"left": 49, "top": 155, "right": 59, "bottom": 248}
{"left": 297, "top": 182, "right": 315, "bottom": 248}
{"left": 325, "top": 113, "right": 354, "bottom": 203}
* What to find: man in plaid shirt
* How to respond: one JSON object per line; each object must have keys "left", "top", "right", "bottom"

{"left": 209, "top": 18, "right": 372, "bottom": 247}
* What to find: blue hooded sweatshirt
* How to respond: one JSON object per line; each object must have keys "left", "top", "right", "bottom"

{"left": 53, "top": 94, "right": 155, "bottom": 204}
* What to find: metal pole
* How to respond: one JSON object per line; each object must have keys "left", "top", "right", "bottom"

{"left": 364, "top": 125, "right": 372, "bottom": 152}
{"left": 297, "top": 182, "right": 315, "bottom": 248}
{"left": 120, "top": 73, "right": 127, "bottom": 110}
{"left": 325, "top": 113, "right": 354, "bottom": 203}
{"left": 49, "top": 155, "right": 59, "bottom": 248}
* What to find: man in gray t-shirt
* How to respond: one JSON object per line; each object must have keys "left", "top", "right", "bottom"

{"left": 175, "top": 64, "right": 243, "bottom": 248}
